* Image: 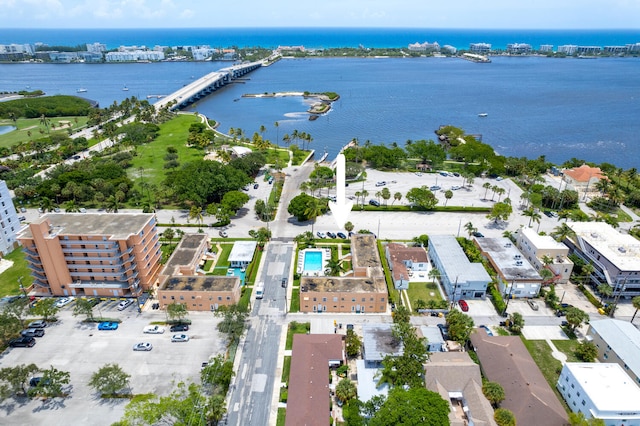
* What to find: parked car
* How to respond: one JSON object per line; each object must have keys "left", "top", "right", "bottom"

{"left": 86, "top": 297, "right": 101, "bottom": 307}
{"left": 326, "top": 232, "right": 337, "bottom": 239}
{"left": 451, "top": 186, "right": 461, "bottom": 191}
{"left": 117, "top": 299, "right": 134, "bottom": 311}
{"left": 316, "top": 231, "right": 326, "bottom": 239}
{"left": 472, "top": 231, "right": 485, "bottom": 238}
{"left": 9, "top": 337, "right": 36, "bottom": 347}
{"left": 55, "top": 297, "right": 73, "bottom": 308}
{"left": 133, "top": 342, "right": 153, "bottom": 351}
{"left": 170, "top": 324, "right": 189, "bottom": 332}
{"left": 253, "top": 183, "right": 259, "bottom": 189}
{"left": 439, "top": 171, "right": 448, "bottom": 176}
{"left": 479, "top": 325, "right": 494, "bottom": 336}
{"left": 375, "top": 181, "right": 386, "bottom": 187}
{"left": 429, "top": 185, "right": 441, "bottom": 191}
{"left": 171, "top": 334, "right": 190, "bottom": 342}
{"left": 458, "top": 299, "right": 469, "bottom": 312}
{"left": 21, "top": 328, "right": 45, "bottom": 338}
{"left": 143, "top": 325, "right": 165, "bottom": 334}
{"left": 97, "top": 321, "right": 119, "bottom": 330}
{"left": 219, "top": 230, "right": 228, "bottom": 238}
{"left": 337, "top": 232, "right": 347, "bottom": 239}
{"left": 20, "top": 207, "right": 27, "bottom": 213}
{"left": 27, "top": 320, "right": 47, "bottom": 329}
{"left": 29, "top": 377, "right": 50, "bottom": 387}
{"left": 18, "top": 216, "right": 26, "bottom": 221}
{"left": 281, "top": 278, "right": 288, "bottom": 288}
{"left": 527, "top": 299, "right": 539, "bottom": 311}
{"left": 369, "top": 199, "right": 380, "bottom": 207}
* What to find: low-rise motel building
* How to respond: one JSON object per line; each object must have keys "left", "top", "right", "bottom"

{"left": 299, "top": 234, "right": 388, "bottom": 313}
{"left": 17, "top": 213, "right": 162, "bottom": 298}
{"left": 156, "top": 234, "right": 242, "bottom": 311}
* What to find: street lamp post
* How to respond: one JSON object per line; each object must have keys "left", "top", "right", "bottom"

{"left": 450, "top": 276, "right": 459, "bottom": 309}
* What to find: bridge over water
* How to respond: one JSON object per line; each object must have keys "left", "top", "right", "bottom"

{"left": 154, "top": 61, "right": 263, "bottom": 111}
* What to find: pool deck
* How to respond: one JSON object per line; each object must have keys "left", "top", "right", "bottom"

{"left": 298, "top": 248, "right": 331, "bottom": 276}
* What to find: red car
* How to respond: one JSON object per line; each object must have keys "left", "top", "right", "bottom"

{"left": 458, "top": 299, "right": 469, "bottom": 312}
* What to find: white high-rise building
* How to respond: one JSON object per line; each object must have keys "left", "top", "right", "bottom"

{"left": 0, "top": 180, "right": 20, "bottom": 255}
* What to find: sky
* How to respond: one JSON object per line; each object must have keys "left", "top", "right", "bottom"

{"left": 0, "top": 0, "right": 639, "bottom": 29}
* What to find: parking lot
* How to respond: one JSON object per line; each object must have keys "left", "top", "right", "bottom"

{"left": 1, "top": 306, "right": 226, "bottom": 426}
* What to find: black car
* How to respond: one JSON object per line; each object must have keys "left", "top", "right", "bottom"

{"left": 326, "top": 232, "right": 337, "bottom": 239}
{"left": 87, "top": 298, "right": 101, "bottom": 307}
{"left": 281, "top": 278, "right": 288, "bottom": 288}
{"left": 253, "top": 183, "right": 259, "bottom": 189}
{"left": 9, "top": 336, "right": 36, "bottom": 347}
{"left": 29, "top": 377, "right": 51, "bottom": 387}
{"left": 170, "top": 324, "right": 189, "bottom": 332}
{"left": 337, "top": 232, "right": 347, "bottom": 239}
{"left": 369, "top": 199, "right": 380, "bottom": 207}
{"left": 472, "top": 231, "right": 485, "bottom": 238}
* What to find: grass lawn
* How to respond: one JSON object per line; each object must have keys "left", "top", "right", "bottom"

{"left": 285, "top": 321, "right": 310, "bottom": 350}
{"left": 552, "top": 339, "right": 581, "bottom": 362}
{"left": 290, "top": 288, "right": 300, "bottom": 313}
{"left": 281, "top": 356, "right": 291, "bottom": 383}
{"left": 0, "top": 248, "right": 33, "bottom": 296}
{"left": 0, "top": 116, "right": 89, "bottom": 149}
{"left": 209, "top": 243, "right": 233, "bottom": 275}
{"left": 276, "top": 408, "right": 286, "bottom": 426}
{"left": 406, "top": 281, "right": 443, "bottom": 305}
{"left": 128, "top": 114, "right": 204, "bottom": 185}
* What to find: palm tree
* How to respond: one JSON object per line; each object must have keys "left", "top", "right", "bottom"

{"left": 39, "top": 114, "right": 50, "bottom": 134}
{"left": 444, "top": 190, "right": 453, "bottom": 206}
{"left": 482, "top": 182, "right": 492, "bottom": 200}
{"left": 335, "top": 378, "right": 357, "bottom": 404}
{"left": 631, "top": 295, "right": 640, "bottom": 323}
{"left": 482, "top": 381, "right": 505, "bottom": 407}
{"left": 495, "top": 187, "right": 506, "bottom": 202}
{"left": 597, "top": 283, "right": 613, "bottom": 304}
{"left": 162, "top": 228, "right": 176, "bottom": 249}
{"left": 106, "top": 194, "right": 120, "bottom": 213}
{"left": 393, "top": 192, "right": 402, "bottom": 205}
{"left": 273, "top": 121, "right": 279, "bottom": 148}
{"left": 539, "top": 268, "right": 554, "bottom": 284}
{"left": 64, "top": 200, "right": 80, "bottom": 212}
{"left": 522, "top": 206, "right": 541, "bottom": 228}
{"left": 552, "top": 223, "right": 575, "bottom": 242}
{"left": 189, "top": 206, "right": 204, "bottom": 227}
{"left": 428, "top": 268, "right": 441, "bottom": 283}
{"left": 491, "top": 185, "right": 499, "bottom": 201}
{"left": 304, "top": 198, "right": 324, "bottom": 235}
{"left": 325, "top": 258, "right": 345, "bottom": 276}
{"left": 581, "top": 263, "right": 595, "bottom": 286}
{"left": 464, "top": 221, "right": 476, "bottom": 237}
{"left": 39, "top": 197, "right": 55, "bottom": 213}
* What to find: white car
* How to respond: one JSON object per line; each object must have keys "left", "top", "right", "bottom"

{"left": 117, "top": 299, "right": 134, "bottom": 311}
{"left": 171, "top": 334, "right": 190, "bottom": 342}
{"left": 55, "top": 297, "right": 73, "bottom": 308}
{"left": 133, "top": 342, "right": 153, "bottom": 351}
{"left": 143, "top": 325, "right": 165, "bottom": 334}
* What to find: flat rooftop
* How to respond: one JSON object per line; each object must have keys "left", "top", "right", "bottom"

{"left": 476, "top": 237, "right": 541, "bottom": 281}
{"left": 565, "top": 363, "right": 640, "bottom": 413}
{"left": 363, "top": 324, "right": 403, "bottom": 361}
{"left": 18, "top": 213, "right": 154, "bottom": 240}
{"left": 589, "top": 319, "right": 640, "bottom": 377}
{"left": 162, "top": 275, "right": 239, "bottom": 292}
{"left": 228, "top": 241, "right": 257, "bottom": 263}
{"left": 429, "top": 235, "right": 491, "bottom": 283}
{"left": 300, "top": 276, "right": 387, "bottom": 293}
{"left": 570, "top": 221, "right": 640, "bottom": 271}
{"left": 352, "top": 234, "right": 383, "bottom": 273}
{"left": 520, "top": 227, "right": 569, "bottom": 252}
{"left": 163, "top": 234, "right": 208, "bottom": 273}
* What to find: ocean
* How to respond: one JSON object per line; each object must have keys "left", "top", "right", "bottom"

{"left": 1, "top": 28, "right": 640, "bottom": 169}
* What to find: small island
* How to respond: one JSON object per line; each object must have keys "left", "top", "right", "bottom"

{"left": 242, "top": 91, "right": 339, "bottom": 120}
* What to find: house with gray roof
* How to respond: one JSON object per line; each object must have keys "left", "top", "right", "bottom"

{"left": 587, "top": 318, "right": 640, "bottom": 385}
{"left": 428, "top": 235, "right": 491, "bottom": 300}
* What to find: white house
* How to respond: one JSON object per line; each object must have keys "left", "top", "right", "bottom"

{"left": 228, "top": 241, "right": 257, "bottom": 269}
{"left": 515, "top": 227, "right": 574, "bottom": 284}
{"left": 557, "top": 363, "right": 640, "bottom": 426}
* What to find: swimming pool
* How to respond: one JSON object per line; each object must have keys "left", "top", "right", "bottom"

{"left": 303, "top": 251, "right": 323, "bottom": 271}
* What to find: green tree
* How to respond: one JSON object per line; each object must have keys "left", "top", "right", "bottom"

{"left": 73, "top": 298, "right": 96, "bottom": 321}
{"left": 522, "top": 206, "right": 541, "bottom": 227}
{"left": 539, "top": 268, "right": 554, "bottom": 284}
{"left": 303, "top": 197, "right": 324, "bottom": 235}
{"left": 89, "top": 363, "right": 131, "bottom": 396}
{"left": 215, "top": 304, "right": 248, "bottom": 346}
{"left": 287, "top": 193, "right": 317, "bottom": 221}
{"left": 0, "top": 311, "right": 24, "bottom": 346}
{"left": 486, "top": 202, "right": 513, "bottom": 224}
{"left": 335, "top": 378, "right": 357, "bottom": 404}
{"left": 344, "top": 221, "right": 354, "bottom": 233}
{"left": 551, "top": 222, "right": 576, "bottom": 242}
{"left": 378, "top": 322, "right": 428, "bottom": 389}
{"left": 508, "top": 312, "right": 525, "bottom": 334}
{"left": 482, "top": 182, "right": 492, "bottom": 199}
{"left": 494, "top": 408, "right": 516, "bottom": 426}
{"left": 221, "top": 190, "right": 250, "bottom": 214}
{"left": 189, "top": 205, "right": 204, "bottom": 227}
{"left": 325, "top": 258, "right": 344, "bottom": 276}
{"left": 369, "top": 387, "right": 449, "bottom": 426}
{"left": 464, "top": 221, "right": 477, "bottom": 237}
{"left": 201, "top": 355, "right": 235, "bottom": 393}
{"left": 30, "top": 298, "right": 59, "bottom": 322}
{"left": 392, "top": 305, "right": 411, "bottom": 324}
{"left": 446, "top": 309, "right": 474, "bottom": 344}
{"left": 345, "top": 329, "right": 362, "bottom": 358}
{"left": 162, "top": 227, "right": 176, "bottom": 249}
{"left": 248, "top": 227, "right": 271, "bottom": 248}
{"left": 482, "top": 381, "right": 505, "bottom": 407}
{"left": 406, "top": 186, "right": 439, "bottom": 210}
{"left": 597, "top": 283, "right": 613, "bottom": 304}
{"left": 568, "top": 412, "right": 606, "bottom": 426}
{"left": 30, "top": 366, "right": 71, "bottom": 398}
{"left": 0, "top": 363, "right": 39, "bottom": 399}
{"left": 166, "top": 302, "right": 188, "bottom": 323}
{"left": 575, "top": 341, "right": 598, "bottom": 362}
{"left": 3, "top": 297, "right": 29, "bottom": 328}
{"left": 444, "top": 189, "right": 453, "bottom": 206}
{"left": 565, "top": 306, "right": 589, "bottom": 331}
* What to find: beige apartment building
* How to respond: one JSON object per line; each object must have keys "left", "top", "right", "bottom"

{"left": 18, "top": 213, "right": 162, "bottom": 298}
{"left": 299, "top": 234, "right": 389, "bottom": 313}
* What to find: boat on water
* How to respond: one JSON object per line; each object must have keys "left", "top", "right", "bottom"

{"left": 478, "top": 113, "right": 488, "bottom": 117}
{"left": 122, "top": 85, "right": 129, "bottom": 91}
{"left": 76, "top": 88, "right": 87, "bottom": 93}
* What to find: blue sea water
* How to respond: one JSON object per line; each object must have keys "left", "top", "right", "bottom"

{"left": 1, "top": 27, "right": 639, "bottom": 50}
{"left": 1, "top": 28, "right": 640, "bottom": 168}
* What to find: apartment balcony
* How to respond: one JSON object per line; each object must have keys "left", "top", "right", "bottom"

{"left": 68, "top": 280, "right": 129, "bottom": 290}
{"left": 30, "top": 270, "right": 47, "bottom": 281}
{"left": 61, "top": 246, "right": 119, "bottom": 255}
{"left": 23, "top": 247, "right": 39, "bottom": 257}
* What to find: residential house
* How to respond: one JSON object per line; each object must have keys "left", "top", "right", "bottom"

{"left": 286, "top": 334, "right": 344, "bottom": 426}
{"left": 557, "top": 363, "right": 640, "bottom": 425}
{"left": 515, "top": 227, "right": 574, "bottom": 284}
{"left": 562, "top": 164, "right": 606, "bottom": 195}
{"left": 469, "top": 329, "right": 568, "bottom": 425}
{"left": 228, "top": 240, "right": 257, "bottom": 269}
{"left": 356, "top": 323, "right": 400, "bottom": 403}
{"left": 428, "top": 235, "right": 491, "bottom": 301}
{"left": 475, "top": 237, "right": 543, "bottom": 298}
{"left": 425, "top": 352, "right": 497, "bottom": 426}
{"left": 384, "top": 242, "right": 429, "bottom": 290}
{"left": 586, "top": 319, "right": 640, "bottom": 385}
{"left": 418, "top": 326, "right": 445, "bottom": 352}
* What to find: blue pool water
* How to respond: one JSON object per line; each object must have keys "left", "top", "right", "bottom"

{"left": 226, "top": 268, "right": 247, "bottom": 285}
{"left": 303, "top": 251, "right": 323, "bottom": 272}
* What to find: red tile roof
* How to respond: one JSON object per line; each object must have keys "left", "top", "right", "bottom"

{"left": 563, "top": 164, "right": 605, "bottom": 183}
{"left": 285, "top": 334, "right": 344, "bottom": 426}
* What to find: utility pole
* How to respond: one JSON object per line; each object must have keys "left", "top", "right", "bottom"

{"left": 609, "top": 278, "right": 626, "bottom": 318}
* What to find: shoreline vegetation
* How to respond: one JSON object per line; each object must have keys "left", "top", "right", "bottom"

{"left": 242, "top": 91, "right": 340, "bottom": 119}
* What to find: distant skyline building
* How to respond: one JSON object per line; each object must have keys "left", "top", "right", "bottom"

{"left": 0, "top": 180, "right": 20, "bottom": 256}
{"left": 469, "top": 42, "right": 491, "bottom": 53}
{"left": 558, "top": 44, "right": 578, "bottom": 54}
{"left": 539, "top": 44, "right": 554, "bottom": 52}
